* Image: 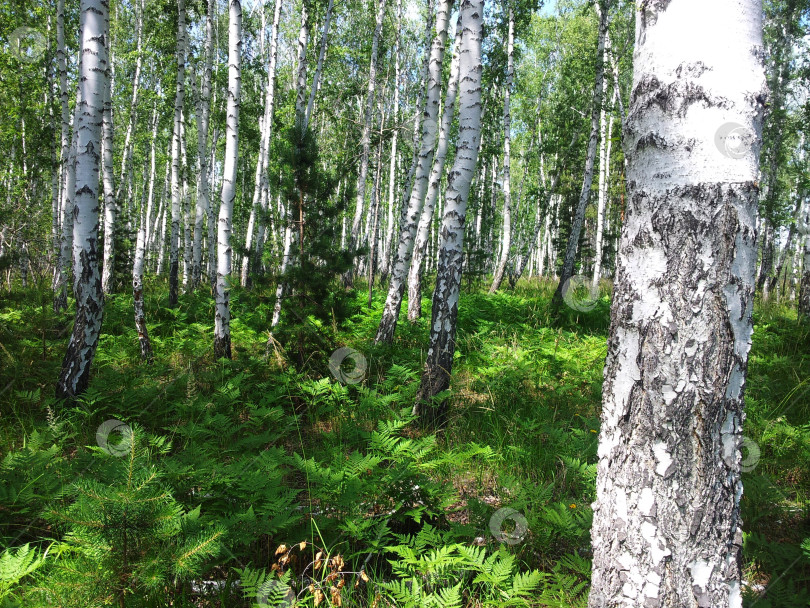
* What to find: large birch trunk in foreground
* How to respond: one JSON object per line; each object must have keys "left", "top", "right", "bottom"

{"left": 588, "top": 1, "right": 766, "bottom": 606}
{"left": 413, "top": 0, "right": 484, "bottom": 425}
{"left": 214, "top": 0, "right": 242, "bottom": 360}
{"left": 375, "top": 0, "right": 451, "bottom": 343}
{"left": 56, "top": 0, "right": 109, "bottom": 399}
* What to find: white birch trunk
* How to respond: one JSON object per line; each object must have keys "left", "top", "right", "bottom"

{"left": 348, "top": 0, "right": 388, "bottom": 274}
{"left": 375, "top": 0, "right": 451, "bottom": 343}
{"left": 551, "top": 1, "right": 608, "bottom": 309}
{"left": 588, "top": 1, "right": 766, "bottom": 605}
{"left": 192, "top": 0, "right": 215, "bottom": 288}
{"left": 214, "top": 0, "right": 242, "bottom": 359}
{"left": 592, "top": 83, "right": 615, "bottom": 290}
{"left": 406, "top": 24, "right": 461, "bottom": 322}
{"left": 489, "top": 5, "right": 516, "bottom": 293}
{"left": 56, "top": 0, "right": 109, "bottom": 399}
{"left": 100, "top": 69, "right": 116, "bottom": 295}
{"left": 169, "top": 0, "right": 186, "bottom": 306}
{"left": 413, "top": 0, "right": 484, "bottom": 424}
{"left": 304, "top": 0, "right": 334, "bottom": 130}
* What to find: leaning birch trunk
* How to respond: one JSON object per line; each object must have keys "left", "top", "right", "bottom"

{"left": 406, "top": 25, "right": 461, "bottom": 322}
{"left": 588, "top": 1, "right": 766, "bottom": 605}
{"left": 413, "top": 0, "right": 484, "bottom": 425}
{"left": 380, "top": 0, "right": 403, "bottom": 284}
{"left": 56, "top": 0, "right": 109, "bottom": 399}
{"left": 169, "top": 0, "right": 186, "bottom": 307}
{"left": 54, "top": 93, "right": 80, "bottom": 313}
{"left": 550, "top": 1, "right": 608, "bottom": 311}
{"left": 253, "top": 0, "right": 283, "bottom": 277}
{"left": 132, "top": 116, "right": 155, "bottom": 363}
{"left": 52, "top": 0, "right": 71, "bottom": 312}
{"left": 304, "top": 0, "right": 334, "bottom": 130}
{"left": 347, "top": 0, "right": 387, "bottom": 283}
{"left": 192, "top": 0, "right": 214, "bottom": 288}
{"left": 591, "top": 83, "right": 615, "bottom": 291}
{"left": 489, "top": 5, "right": 516, "bottom": 293}
{"left": 269, "top": 0, "right": 309, "bottom": 332}
{"left": 214, "top": 0, "right": 242, "bottom": 360}
{"left": 100, "top": 75, "right": 116, "bottom": 295}
{"left": 242, "top": 0, "right": 284, "bottom": 286}
{"left": 375, "top": 0, "right": 451, "bottom": 343}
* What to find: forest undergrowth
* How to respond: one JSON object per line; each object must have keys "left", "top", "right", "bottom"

{"left": 0, "top": 278, "right": 808, "bottom": 607}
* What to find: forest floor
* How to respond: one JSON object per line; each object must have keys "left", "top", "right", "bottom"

{"left": 0, "top": 277, "right": 808, "bottom": 607}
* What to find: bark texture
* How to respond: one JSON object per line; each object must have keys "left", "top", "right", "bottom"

{"left": 56, "top": 0, "right": 109, "bottom": 399}
{"left": 375, "top": 0, "right": 451, "bottom": 343}
{"left": 588, "top": 1, "right": 766, "bottom": 606}
{"left": 214, "top": 0, "right": 242, "bottom": 360}
{"left": 413, "top": 0, "right": 484, "bottom": 425}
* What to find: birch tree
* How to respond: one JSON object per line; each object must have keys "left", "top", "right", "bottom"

{"left": 214, "top": 0, "right": 242, "bottom": 360}
{"left": 550, "top": 0, "right": 608, "bottom": 311}
{"left": 347, "top": 0, "right": 387, "bottom": 284}
{"left": 192, "top": 0, "right": 215, "bottom": 288}
{"left": 413, "top": 0, "right": 484, "bottom": 425}
{"left": 56, "top": 0, "right": 110, "bottom": 399}
{"left": 375, "top": 0, "right": 452, "bottom": 343}
{"left": 489, "top": 4, "right": 516, "bottom": 293}
{"left": 132, "top": 109, "right": 157, "bottom": 363}
{"left": 588, "top": 1, "right": 766, "bottom": 605}
{"left": 169, "top": 0, "right": 186, "bottom": 307}
{"left": 407, "top": 25, "right": 461, "bottom": 322}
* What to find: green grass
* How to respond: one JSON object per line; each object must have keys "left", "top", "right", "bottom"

{"left": 0, "top": 276, "right": 807, "bottom": 606}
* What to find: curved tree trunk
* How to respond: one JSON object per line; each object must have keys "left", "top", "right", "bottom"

{"left": 413, "top": 0, "right": 484, "bottom": 425}
{"left": 550, "top": 1, "right": 609, "bottom": 311}
{"left": 407, "top": 25, "right": 461, "bottom": 322}
{"left": 375, "top": 0, "right": 451, "bottom": 343}
{"left": 214, "top": 0, "right": 242, "bottom": 360}
{"left": 56, "top": 0, "right": 110, "bottom": 399}
{"left": 588, "top": 1, "right": 766, "bottom": 606}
